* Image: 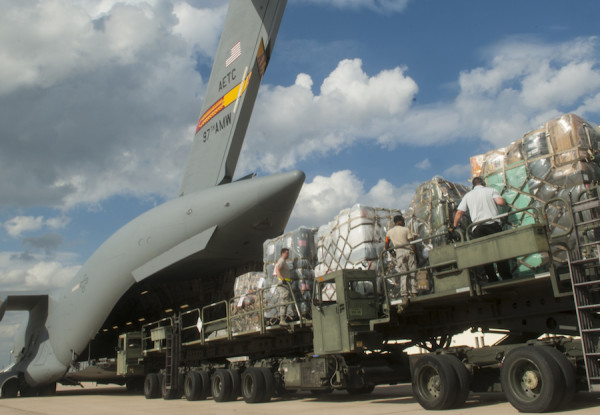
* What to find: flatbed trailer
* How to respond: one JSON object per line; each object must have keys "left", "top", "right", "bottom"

{"left": 114, "top": 195, "right": 600, "bottom": 413}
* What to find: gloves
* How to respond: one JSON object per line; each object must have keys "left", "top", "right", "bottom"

{"left": 448, "top": 226, "right": 456, "bottom": 232}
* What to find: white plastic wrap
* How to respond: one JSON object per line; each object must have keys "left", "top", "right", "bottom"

{"left": 316, "top": 204, "right": 401, "bottom": 276}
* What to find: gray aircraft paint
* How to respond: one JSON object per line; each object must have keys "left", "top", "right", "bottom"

{"left": 0, "top": 0, "right": 295, "bottom": 391}
{"left": 181, "top": 0, "right": 287, "bottom": 194}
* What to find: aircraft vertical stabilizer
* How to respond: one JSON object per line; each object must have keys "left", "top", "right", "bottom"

{"left": 180, "top": 0, "right": 288, "bottom": 195}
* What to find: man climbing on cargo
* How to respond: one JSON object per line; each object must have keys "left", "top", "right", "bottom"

{"left": 274, "top": 248, "right": 293, "bottom": 324}
{"left": 452, "top": 176, "right": 512, "bottom": 282}
{"left": 385, "top": 215, "right": 418, "bottom": 300}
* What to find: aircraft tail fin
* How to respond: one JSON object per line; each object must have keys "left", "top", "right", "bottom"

{"left": 180, "top": 0, "right": 288, "bottom": 195}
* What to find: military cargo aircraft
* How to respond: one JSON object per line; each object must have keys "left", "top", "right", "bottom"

{"left": 0, "top": 0, "right": 298, "bottom": 396}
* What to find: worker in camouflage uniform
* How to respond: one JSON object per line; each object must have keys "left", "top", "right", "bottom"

{"left": 385, "top": 215, "right": 418, "bottom": 300}
{"left": 274, "top": 248, "right": 293, "bottom": 324}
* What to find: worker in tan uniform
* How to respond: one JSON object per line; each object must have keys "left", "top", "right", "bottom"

{"left": 384, "top": 215, "right": 418, "bottom": 299}
{"left": 274, "top": 248, "right": 292, "bottom": 324}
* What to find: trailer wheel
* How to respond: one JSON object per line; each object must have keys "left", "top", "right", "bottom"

{"left": 161, "top": 374, "right": 181, "bottom": 400}
{"left": 1, "top": 378, "right": 19, "bottom": 398}
{"left": 228, "top": 368, "right": 241, "bottom": 399}
{"left": 184, "top": 371, "right": 203, "bottom": 401}
{"left": 501, "top": 346, "right": 565, "bottom": 413}
{"left": 241, "top": 368, "right": 266, "bottom": 403}
{"left": 347, "top": 384, "right": 375, "bottom": 395}
{"left": 143, "top": 374, "right": 161, "bottom": 399}
{"left": 536, "top": 346, "right": 576, "bottom": 408}
{"left": 259, "top": 367, "right": 274, "bottom": 402}
{"left": 199, "top": 371, "right": 211, "bottom": 399}
{"left": 412, "top": 354, "right": 458, "bottom": 410}
{"left": 437, "top": 355, "right": 471, "bottom": 408}
{"left": 212, "top": 369, "right": 234, "bottom": 402}
{"left": 19, "top": 385, "right": 39, "bottom": 397}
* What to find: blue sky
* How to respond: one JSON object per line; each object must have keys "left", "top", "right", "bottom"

{"left": 1, "top": 0, "right": 600, "bottom": 359}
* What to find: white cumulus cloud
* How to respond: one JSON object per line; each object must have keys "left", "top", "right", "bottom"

{"left": 0, "top": 252, "right": 80, "bottom": 291}
{"left": 0, "top": 0, "right": 209, "bottom": 208}
{"left": 239, "top": 58, "right": 418, "bottom": 174}
{"left": 3, "top": 215, "right": 71, "bottom": 238}
{"left": 3, "top": 216, "right": 44, "bottom": 238}
{"left": 415, "top": 158, "right": 431, "bottom": 170}
{"left": 240, "top": 36, "right": 600, "bottom": 181}
{"left": 288, "top": 170, "right": 417, "bottom": 229}
{"left": 296, "top": 0, "right": 410, "bottom": 13}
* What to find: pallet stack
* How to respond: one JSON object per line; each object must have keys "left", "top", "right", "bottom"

{"left": 471, "top": 113, "right": 600, "bottom": 273}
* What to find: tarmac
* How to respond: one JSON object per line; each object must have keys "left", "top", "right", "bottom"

{"left": 0, "top": 383, "right": 598, "bottom": 415}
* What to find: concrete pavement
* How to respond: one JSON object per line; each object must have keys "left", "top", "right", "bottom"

{"left": 0, "top": 383, "right": 598, "bottom": 415}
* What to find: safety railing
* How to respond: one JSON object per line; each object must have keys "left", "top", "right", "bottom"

{"left": 141, "top": 316, "right": 173, "bottom": 354}
{"left": 200, "top": 300, "right": 230, "bottom": 342}
{"left": 160, "top": 284, "right": 307, "bottom": 348}
{"left": 377, "top": 231, "right": 451, "bottom": 306}
{"left": 377, "top": 207, "right": 548, "bottom": 307}
{"left": 465, "top": 206, "right": 542, "bottom": 240}
{"left": 377, "top": 230, "right": 454, "bottom": 277}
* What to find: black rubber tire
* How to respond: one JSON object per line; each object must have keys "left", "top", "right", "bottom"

{"left": 259, "top": 367, "right": 274, "bottom": 402}
{"left": 33, "top": 382, "right": 57, "bottom": 397}
{"left": 184, "top": 371, "right": 203, "bottom": 401}
{"left": 347, "top": 384, "right": 375, "bottom": 395}
{"left": 241, "top": 368, "right": 266, "bottom": 403}
{"left": 437, "top": 354, "right": 471, "bottom": 408}
{"left": 199, "top": 371, "right": 211, "bottom": 399}
{"left": 228, "top": 368, "right": 241, "bottom": 400}
{"left": 125, "top": 379, "right": 143, "bottom": 394}
{"left": 535, "top": 346, "right": 576, "bottom": 408}
{"left": 161, "top": 374, "right": 180, "bottom": 400}
{"left": 176, "top": 373, "right": 185, "bottom": 398}
{"left": 1, "top": 378, "right": 19, "bottom": 398}
{"left": 500, "top": 346, "right": 565, "bottom": 413}
{"left": 19, "top": 386, "right": 37, "bottom": 397}
{"left": 412, "top": 354, "right": 459, "bottom": 410}
{"left": 143, "top": 373, "right": 161, "bottom": 399}
{"left": 212, "top": 369, "right": 234, "bottom": 402}
{"left": 157, "top": 374, "right": 164, "bottom": 394}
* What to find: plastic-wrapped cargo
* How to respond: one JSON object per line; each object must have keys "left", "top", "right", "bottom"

{"left": 233, "top": 271, "right": 267, "bottom": 298}
{"left": 404, "top": 177, "right": 469, "bottom": 248}
{"left": 316, "top": 205, "right": 402, "bottom": 276}
{"left": 230, "top": 270, "right": 301, "bottom": 328}
{"left": 470, "top": 113, "right": 600, "bottom": 274}
{"left": 263, "top": 226, "right": 317, "bottom": 268}
{"left": 230, "top": 272, "right": 266, "bottom": 333}
{"left": 262, "top": 227, "right": 318, "bottom": 320}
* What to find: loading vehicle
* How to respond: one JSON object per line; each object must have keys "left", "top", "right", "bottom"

{"left": 112, "top": 192, "right": 600, "bottom": 412}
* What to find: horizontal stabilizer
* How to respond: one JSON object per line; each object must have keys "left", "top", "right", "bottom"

{"left": 0, "top": 293, "right": 49, "bottom": 321}
{"left": 132, "top": 225, "right": 217, "bottom": 282}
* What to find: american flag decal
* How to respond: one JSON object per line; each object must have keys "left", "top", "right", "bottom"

{"left": 225, "top": 42, "right": 241, "bottom": 67}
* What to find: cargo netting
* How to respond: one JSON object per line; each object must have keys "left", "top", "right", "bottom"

{"left": 404, "top": 177, "right": 469, "bottom": 248}
{"left": 316, "top": 205, "right": 402, "bottom": 300}
{"left": 471, "top": 113, "right": 600, "bottom": 274}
